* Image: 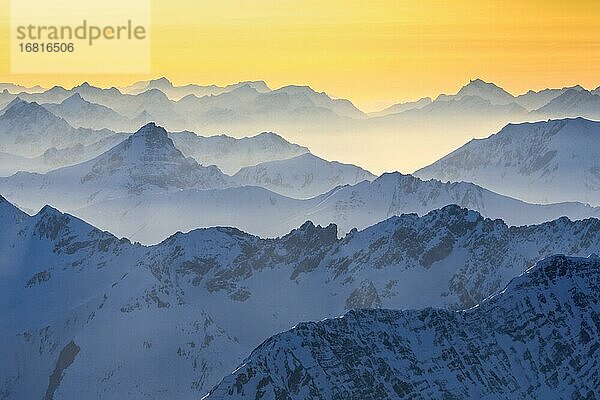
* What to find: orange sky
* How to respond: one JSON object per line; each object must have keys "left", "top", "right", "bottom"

{"left": 0, "top": 0, "right": 599, "bottom": 111}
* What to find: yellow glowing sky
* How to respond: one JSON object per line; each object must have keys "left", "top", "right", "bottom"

{"left": 0, "top": 0, "right": 599, "bottom": 111}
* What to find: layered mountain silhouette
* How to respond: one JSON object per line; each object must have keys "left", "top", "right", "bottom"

{"left": 0, "top": 123, "right": 232, "bottom": 211}
{"left": 73, "top": 170, "right": 600, "bottom": 244}
{"left": 2, "top": 195, "right": 600, "bottom": 399}
{"left": 169, "top": 130, "right": 309, "bottom": 175}
{"left": 233, "top": 153, "right": 376, "bottom": 198}
{"left": 2, "top": 76, "right": 600, "bottom": 400}
{"left": 2, "top": 77, "right": 599, "bottom": 173}
{"left": 121, "top": 77, "right": 271, "bottom": 99}
{"left": 43, "top": 93, "right": 137, "bottom": 132}
{"left": 0, "top": 99, "right": 115, "bottom": 158}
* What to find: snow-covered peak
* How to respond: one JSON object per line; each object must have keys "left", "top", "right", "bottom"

{"left": 138, "top": 88, "right": 171, "bottom": 101}
{"left": 0, "top": 122, "right": 234, "bottom": 211}
{"left": 415, "top": 117, "right": 600, "bottom": 205}
{"left": 97, "top": 122, "right": 175, "bottom": 163}
{"left": 74, "top": 123, "right": 231, "bottom": 192}
{"left": 130, "top": 121, "right": 167, "bottom": 139}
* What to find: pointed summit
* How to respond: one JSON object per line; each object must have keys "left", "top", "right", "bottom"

{"left": 149, "top": 77, "right": 173, "bottom": 87}
{"left": 69, "top": 121, "right": 232, "bottom": 194}
{"left": 133, "top": 121, "right": 161, "bottom": 134}
{"left": 61, "top": 92, "right": 86, "bottom": 105}
{"left": 1, "top": 97, "right": 26, "bottom": 113}
{"left": 116, "top": 122, "right": 173, "bottom": 155}
{"left": 126, "top": 122, "right": 174, "bottom": 152}
{"left": 139, "top": 88, "right": 170, "bottom": 100}
{"left": 1, "top": 99, "right": 61, "bottom": 122}
{"left": 455, "top": 78, "right": 515, "bottom": 105}
{"left": 73, "top": 81, "right": 95, "bottom": 93}
{"left": 466, "top": 78, "right": 491, "bottom": 87}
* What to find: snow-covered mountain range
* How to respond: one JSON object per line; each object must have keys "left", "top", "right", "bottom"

{"left": 169, "top": 130, "right": 309, "bottom": 175}
{"left": 415, "top": 117, "right": 600, "bottom": 205}
{"left": 205, "top": 254, "right": 600, "bottom": 399}
{"left": 0, "top": 134, "right": 127, "bottom": 177}
{"left": 0, "top": 123, "right": 233, "bottom": 211}
{"left": 1, "top": 117, "right": 598, "bottom": 244}
{"left": 0, "top": 99, "right": 115, "bottom": 158}
{"left": 57, "top": 170, "right": 600, "bottom": 244}
{"left": 2, "top": 193, "right": 599, "bottom": 399}
{"left": 233, "top": 153, "right": 376, "bottom": 198}
{"left": 42, "top": 93, "right": 138, "bottom": 132}
{"left": 534, "top": 88, "right": 600, "bottom": 120}
{"left": 64, "top": 170, "right": 600, "bottom": 244}
{"left": 1, "top": 77, "right": 600, "bottom": 399}
{"left": 2, "top": 78, "right": 599, "bottom": 173}
{"left": 121, "top": 77, "right": 271, "bottom": 99}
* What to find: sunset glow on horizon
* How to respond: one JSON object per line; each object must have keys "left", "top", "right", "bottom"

{"left": 0, "top": 0, "right": 599, "bottom": 111}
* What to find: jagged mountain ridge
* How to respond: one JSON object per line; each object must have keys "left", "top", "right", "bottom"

{"left": 73, "top": 170, "right": 600, "bottom": 244}
{"left": 42, "top": 93, "right": 138, "bottom": 132}
{"left": 205, "top": 254, "right": 600, "bottom": 400}
{"left": 515, "top": 84, "right": 586, "bottom": 111}
{"left": 121, "top": 77, "right": 271, "bottom": 99}
{"left": 2, "top": 195, "right": 600, "bottom": 399}
{"left": 535, "top": 88, "right": 600, "bottom": 120}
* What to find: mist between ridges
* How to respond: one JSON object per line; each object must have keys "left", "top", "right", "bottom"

{"left": 15, "top": 20, "right": 147, "bottom": 46}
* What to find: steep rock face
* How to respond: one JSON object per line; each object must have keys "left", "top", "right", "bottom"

{"left": 205, "top": 255, "right": 600, "bottom": 400}
{"left": 415, "top": 118, "right": 600, "bottom": 205}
